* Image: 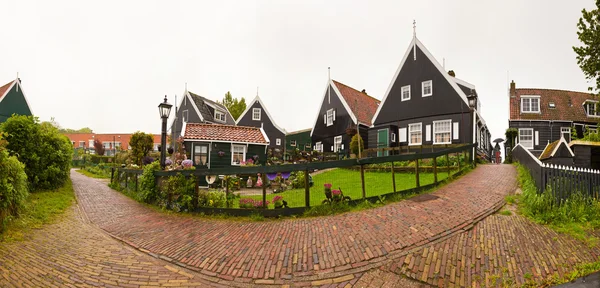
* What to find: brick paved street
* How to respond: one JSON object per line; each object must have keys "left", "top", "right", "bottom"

{"left": 71, "top": 165, "right": 517, "bottom": 286}
{"left": 0, "top": 205, "right": 214, "bottom": 287}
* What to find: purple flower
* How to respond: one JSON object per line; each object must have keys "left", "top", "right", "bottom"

{"left": 165, "top": 159, "right": 173, "bottom": 166}
{"left": 182, "top": 159, "right": 193, "bottom": 168}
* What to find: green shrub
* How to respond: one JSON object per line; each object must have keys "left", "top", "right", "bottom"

{"left": 130, "top": 131, "right": 154, "bottom": 166}
{"left": 89, "top": 154, "right": 113, "bottom": 164}
{"left": 1, "top": 115, "right": 72, "bottom": 191}
{"left": 138, "top": 161, "right": 161, "bottom": 203}
{"left": 160, "top": 173, "right": 196, "bottom": 211}
{"left": 198, "top": 190, "right": 227, "bottom": 208}
{"left": 0, "top": 140, "right": 28, "bottom": 232}
{"left": 349, "top": 133, "right": 364, "bottom": 156}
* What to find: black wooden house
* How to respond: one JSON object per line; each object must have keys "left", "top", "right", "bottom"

{"left": 236, "top": 96, "right": 286, "bottom": 151}
{"left": 170, "top": 90, "right": 236, "bottom": 139}
{"left": 370, "top": 37, "right": 492, "bottom": 159}
{"left": 310, "top": 79, "right": 381, "bottom": 155}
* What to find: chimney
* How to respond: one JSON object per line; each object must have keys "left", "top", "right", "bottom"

{"left": 448, "top": 70, "right": 455, "bottom": 77}
{"left": 510, "top": 80, "right": 516, "bottom": 98}
{"left": 361, "top": 89, "right": 366, "bottom": 94}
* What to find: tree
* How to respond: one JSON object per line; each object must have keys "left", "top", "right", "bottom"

{"left": 218, "top": 91, "right": 246, "bottom": 120}
{"left": 504, "top": 128, "right": 518, "bottom": 163}
{"left": 573, "top": 0, "right": 600, "bottom": 93}
{"left": 0, "top": 134, "right": 28, "bottom": 231}
{"left": 129, "top": 131, "right": 154, "bottom": 166}
{"left": 350, "top": 133, "right": 364, "bottom": 157}
{"left": 93, "top": 139, "right": 105, "bottom": 156}
{"left": 59, "top": 127, "right": 93, "bottom": 133}
{"left": 0, "top": 115, "right": 73, "bottom": 191}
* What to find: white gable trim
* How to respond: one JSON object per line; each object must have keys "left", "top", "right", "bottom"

{"left": 0, "top": 79, "right": 34, "bottom": 115}
{"left": 235, "top": 96, "right": 286, "bottom": 134}
{"left": 552, "top": 136, "right": 575, "bottom": 158}
{"left": 453, "top": 77, "right": 476, "bottom": 90}
{"left": 260, "top": 127, "right": 271, "bottom": 145}
{"left": 186, "top": 91, "right": 205, "bottom": 122}
{"left": 310, "top": 79, "right": 358, "bottom": 137}
{"left": 371, "top": 37, "right": 482, "bottom": 125}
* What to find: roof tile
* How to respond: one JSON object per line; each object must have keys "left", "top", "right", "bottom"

{"left": 332, "top": 80, "right": 380, "bottom": 126}
{"left": 510, "top": 88, "right": 597, "bottom": 122}
{"left": 184, "top": 123, "right": 268, "bottom": 144}
{"left": 0, "top": 80, "right": 15, "bottom": 102}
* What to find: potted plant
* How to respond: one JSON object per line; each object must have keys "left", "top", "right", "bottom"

{"left": 324, "top": 183, "right": 332, "bottom": 199}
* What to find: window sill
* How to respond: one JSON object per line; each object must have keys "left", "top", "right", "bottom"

{"left": 520, "top": 111, "right": 541, "bottom": 114}
{"left": 401, "top": 98, "right": 410, "bottom": 102}
{"left": 422, "top": 94, "right": 432, "bottom": 97}
{"left": 433, "top": 142, "right": 451, "bottom": 145}
{"left": 408, "top": 143, "right": 422, "bottom": 146}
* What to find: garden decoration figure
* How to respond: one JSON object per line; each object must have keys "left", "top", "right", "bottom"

{"left": 256, "top": 173, "right": 263, "bottom": 187}
{"left": 246, "top": 177, "right": 253, "bottom": 187}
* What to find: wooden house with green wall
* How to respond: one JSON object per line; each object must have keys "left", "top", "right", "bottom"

{"left": 182, "top": 123, "right": 269, "bottom": 169}
{"left": 286, "top": 128, "right": 312, "bottom": 152}
{"left": 0, "top": 78, "right": 32, "bottom": 123}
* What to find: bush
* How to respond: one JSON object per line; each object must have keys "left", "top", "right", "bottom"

{"left": 350, "top": 133, "right": 364, "bottom": 156}
{"left": 198, "top": 190, "right": 227, "bottom": 208}
{"left": 160, "top": 173, "right": 196, "bottom": 211}
{"left": 1, "top": 115, "right": 73, "bottom": 191}
{"left": 138, "top": 161, "right": 161, "bottom": 203}
{"left": 89, "top": 154, "right": 113, "bottom": 164}
{"left": 130, "top": 131, "right": 154, "bottom": 166}
{"left": 0, "top": 139, "right": 28, "bottom": 231}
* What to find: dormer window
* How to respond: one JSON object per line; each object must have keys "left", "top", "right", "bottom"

{"left": 252, "top": 108, "right": 261, "bottom": 121}
{"left": 521, "top": 96, "right": 540, "bottom": 113}
{"left": 214, "top": 110, "right": 226, "bottom": 122}
{"left": 548, "top": 102, "right": 556, "bottom": 109}
{"left": 422, "top": 80, "right": 433, "bottom": 97}
{"left": 585, "top": 101, "right": 600, "bottom": 117}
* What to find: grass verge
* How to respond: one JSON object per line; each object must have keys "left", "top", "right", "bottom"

{"left": 0, "top": 179, "right": 75, "bottom": 242}
{"left": 77, "top": 168, "right": 110, "bottom": 179}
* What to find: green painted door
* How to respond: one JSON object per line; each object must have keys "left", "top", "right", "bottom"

{"left": 377, "top": 129, "right": 389, "bottom": 157}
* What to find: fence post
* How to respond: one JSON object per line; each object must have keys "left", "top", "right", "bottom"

{"left": 125, "top": 172, "right": 128, "bottom": 189}
{"left": 360, "top": 164, "right": 366, "bottom": 199}
{"left": 433, "top": 157, "right": 438, "bottom": 184}
{"left": 111, "top": 167, "right": 115, "bottom": 184}
{"left": 304, "top": 169, "right": 310, "bottom": 207}
{"left": 457, "top": 151, "right": 461, "bottom": 172}
{"left": 415, "top": 158, "right": 420, "bottom": 188}
{"left": 262, "top": 173, "right": 267, "bottom": 208}
{"left": 541, "top": 163, "right": 546, "bottom": 194}
{"left": 135, "top": 173, "right": 139, "bottom": 192}
{"left": 445, "top": 145, "right": 450, "bottom": 177}
{"left": 391, "top": 161, "right": 397, "bottom": 192}
{"left": 226, "top": 176, "right": 230, "bottom": 208}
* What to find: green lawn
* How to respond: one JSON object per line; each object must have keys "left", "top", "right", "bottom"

{"left": 240, "top": 168, "right": 453, "bottom": 208}
{"left": 1, "top": 179, "right": 75, "bottom": 242}
{"left": 77, "top": 166, "right": 111, "bottom": 179}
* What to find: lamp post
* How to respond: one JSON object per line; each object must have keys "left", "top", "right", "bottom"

{"left": 467, "top": 90, "right": 478, "bottom": 165}
{"left": 159, "top": 95, "right": 173, "bottom": 170}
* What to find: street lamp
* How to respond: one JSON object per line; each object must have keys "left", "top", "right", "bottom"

{"left": 467, "top": 90, "right": 478, "bottom": 164}
{"left": 159, "top": 95, "right": 173, "bottom": 170}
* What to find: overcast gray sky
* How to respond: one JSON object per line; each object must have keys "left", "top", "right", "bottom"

{"left": 1, "top": 0, "right": 596, "bottom": 141}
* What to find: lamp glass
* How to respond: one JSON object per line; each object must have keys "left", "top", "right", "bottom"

{"left": 158, "top": 102, "right": 172, "bottom": 118}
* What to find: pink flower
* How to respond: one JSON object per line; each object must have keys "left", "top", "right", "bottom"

{"left": 273, "top": 196, "right": 283, "bottom": 202}
{"left": 332, "top": 190, "right": 341, "bottom": 196}
{"left": 324, "top": 183, "right": 332, "bottom": 189}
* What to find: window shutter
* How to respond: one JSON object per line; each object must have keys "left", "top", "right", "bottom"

{"left": 333, "top": 109, "right": 336, "bottom": 121}
{"left": 324, "top": 114, "right": 326, "bottom": 124}
{"left": 453, "top": 122, "right": 459, "bottom": 140}
{"left": 399, "top": 128, "right": 407, "bottom": 142}
{"left": 425, "top": 125, "right": 431, "bottom": 142}
{"left": 535, "top": 131, "right": 539, "bottom": 146}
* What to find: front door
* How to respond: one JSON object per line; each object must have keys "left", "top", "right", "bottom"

{"left": 193, "top": 143, "right": 210, "bottom": 187}
{"left": 377, "top": 129, "right": 389, "bottom": 157}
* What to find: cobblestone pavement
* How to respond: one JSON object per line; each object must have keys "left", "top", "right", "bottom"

{"left": 0, "top": 205, "right": 214, "bottom": 287}
{"left": 378, "top": 204, "right": 600, "bottom": 287}
{"left": 71, "top": 165, "right": 517, "bottom": 286}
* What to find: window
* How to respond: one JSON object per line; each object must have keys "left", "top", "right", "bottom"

{"left": 103, "top": 142, "right": 111, "bottom": 149}
{"left": 408, "top": 123, "right": 422, "bottom": 145}
{"left": 585, "top": 102, "right": 600, "bottom": 117}
{"left": 401, "top": 85, "right": 411, "bottom": 101}
{"left": 153, "top": 143, "right": 160, "bottom": 151}
{"left": 193, "top": 144, "right": 208, "bottom": 166}
{"left": 433, "top": 120, "right": 452, "bottom": 144}
{"left": 183, "top": 110, "right": 189, "bottom": 122}
{"left": 252, "top": 108, "right": 261, "bottom": 121}
{"left": 89, "top": 140, "right": 94, "bottom": 147}
{"left": 391, "top": 133, "right": 396, "bottom": 142}
{"left": 521, "top": 96, "right": 540, "bottom": 113}
{"left": 231, "top": 145, "right": 245, "bottom": 165}
{"left": 276, "top": 138, "right": 281, "bottom": 145}
{"left": 333, "top": 136, "right": 343, "bottom": 152}
{"left": 326, "top": 109, "right": 334, "bottom": 126}
{"left": 79, "top": 141, "right": 85, "bottom": 147}
{"left": 214, "top": 110, "right": 226, "bottom": 122}
{"left": 561, "top": 127, "right": 571, "bottom": 140}
{"left": 71, "top": 141, "right": 75, "bottom": 146}
{"left": 589, "top": 127, "right": 598, "bottom": 134}
{"left": 290, "top": 140, "right": 297, "bottom": 147}
{"left": 315, "top": 142, "right": 322, "bottom": 152}
{"left": 422, "top": 80, "right": 432, "bottom": 97}
{"left": 519, "top": 129, "right": 534, "bottom": 149}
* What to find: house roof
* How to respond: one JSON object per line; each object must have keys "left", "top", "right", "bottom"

{"left": 183, "top": 123, "right": 268, "bottom": 145}
{"left": 286, "top": 128, "right": 312, "bottom": 135}
{"left": 539, "top": 137, "right": 574, "bottom": 160}
{"left": 235, "top": 95, "right": 287, "bottom": 134}
{"left": 569, "top": 140, "right": 600, "bottom": 147}
{"left": 332, "top": 80, "right": 380, "bottom": 126}
{"left": 187, "top": 91, "right": 236, "bottom": 125}
{"left": 0, "top": 80, "right": 14, "bottom": 102}
{"left": 510, "top": 88, "right": 597, "bottom": 122}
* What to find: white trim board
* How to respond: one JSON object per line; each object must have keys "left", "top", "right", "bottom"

{"left": 235, "top": 96, "right": 287, "bottom": 134}
{"left": 371, "top": 37, "right": 487, "bottom": 127}
{"left": 310, "top": 79, "right": 359, "bottom": 137}
{"left": 0, "top": 79, "right": 34, "bottom": 115}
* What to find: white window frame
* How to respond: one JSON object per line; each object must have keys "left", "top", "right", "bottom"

{"left": 290, "top": 140, "right": 297, "bottom": 147}
{"left": 401, "top": 85, "right": 411, "bottom": 101}
{"left": 315, "top": 142, "right": 322, "bottom": 152}
{"left": 432, "top": 120, "right": 452, "bottom": 144}
{"left": 182, "top": 110, "right": 189, "bottom": 122}
{"left": 252, "top": 108, "right": 261, "bottom": 121}
{"left": 520, "top": 96, "right": 540, "bottom": 113}
{"left": 589, "top": 127, "right": 598, "bottom": 134}
{"left": 518, "top": 128, "right": 534, "bottom": 149}
{"left": 408, "top": 123, "right": 422, "bottom": 146}
{"left": 585, "top": 101, "right": 600, "bottom": 117}
{"left": 79, "top": 141, "right": 85, "bottom": 147}
{"left": 422, "top": 80, "right": 433, "bottom": 97}
{"left": 193, "top": 144, "right": 209, "bottom": 167}
{"left": 89, "top": 140, "right": 94, "bottom": 147}
{"left": 214, "top": 110, "right": 226, "bottom": 122}
{"left": 231, "top": 144, "right": 246, "bottom": 166}
{"left": 399, "top": 128, "right": 407, "bottom": 142}
{"left": 391, "top": 133, "right": 396, "bottom": 143}
{"left": 326, "top": 109, "right": 334, "bottom": 126}
{"left": 452, "top": 122, "right": 459, "bottom": 140}
{"left": 561, "top": 127, "right": 570, "bottom": 140}
{"left": 276, "top": 138, "right": 281, "bottom": 145}
{"left": 333, "top": 135, "right": 343, "bottom": 152}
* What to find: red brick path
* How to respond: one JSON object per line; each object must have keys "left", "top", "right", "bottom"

{"left": 71, "top": 165, "right": 517, "bottom": 286}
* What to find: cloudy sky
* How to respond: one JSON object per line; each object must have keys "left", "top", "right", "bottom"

{"left": 0, "top": 0, "right": 595, "bottom": 141}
